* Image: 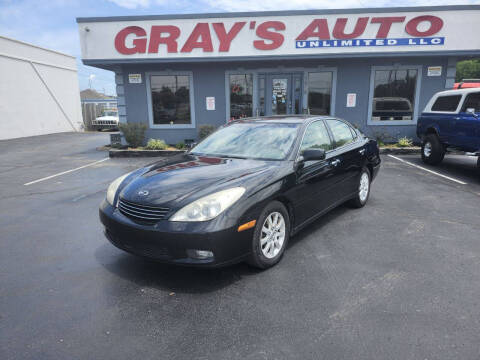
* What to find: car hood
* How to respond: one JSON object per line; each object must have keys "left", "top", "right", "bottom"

{"left": 119, "top": 153, "right": 279, "bottom": 207}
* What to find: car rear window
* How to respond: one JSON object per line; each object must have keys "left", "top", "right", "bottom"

{"left": 431, "top": 95, "right": 462, "bottom": 112}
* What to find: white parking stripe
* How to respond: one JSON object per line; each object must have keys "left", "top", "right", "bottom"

{"left": 24, "top": 158, "right": 110, "bottom": 186}
{"left": 387, "top": 155, "right": 467, "bottom": 185}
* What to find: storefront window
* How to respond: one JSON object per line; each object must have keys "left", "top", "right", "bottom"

{"left": 150, "top": 75, "right": 191, "bottom": 125}
{"left": 258, "top": 75, "right": 265, "bottom": 116}
{"left": 307, "top": 72, "right": 332, "bottom": 115}
{"left": 229, "top": 74, "right": 253, "bottom": 119}
{"left": 371, "top": 69, "right": 418, "bottom": 121}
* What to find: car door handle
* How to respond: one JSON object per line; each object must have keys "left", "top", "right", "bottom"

{"left": 331, "top": 159, "right": 341, "bottom": 167}
{"left": 359, "top": 149, "right": 365, "bottom": 155}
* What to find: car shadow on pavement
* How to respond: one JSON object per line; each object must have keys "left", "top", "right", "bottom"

{"left": 438, "top": 156, "right": 480, "bottom": 183}
{"left": 94, "top": 243, "right": 261, "bottom": 294}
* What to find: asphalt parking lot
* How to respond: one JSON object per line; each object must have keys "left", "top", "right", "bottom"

{"left": 1, "top": 133, "right": 480, "bottom": 360}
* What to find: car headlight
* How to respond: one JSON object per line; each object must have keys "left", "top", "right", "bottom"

{"left": 170, "top": 187, "right": 246, "bottom": 222}
{"left": 106, "top": 172, "right": 132, "bottom": 206}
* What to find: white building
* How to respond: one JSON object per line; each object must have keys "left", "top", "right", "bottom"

{"left": 0, "top": 36, "right": 83, "bottom": 140}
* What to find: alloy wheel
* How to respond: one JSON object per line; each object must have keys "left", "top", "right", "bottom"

{"left": 260, "top": 212, "right": 286, "bottom": 259}
{"left": 359, "top": 172, "right": 370, "bottom": 203}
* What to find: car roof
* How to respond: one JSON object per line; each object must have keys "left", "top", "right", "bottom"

{"left": 234, "top": 115, "right": 334, "bottom": 124}
{"left": 434, "top": 88, "right": 480, "bottom": 96}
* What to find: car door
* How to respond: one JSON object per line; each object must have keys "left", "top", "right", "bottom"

{"left": 325, "top": 119, "right": 366, "bottom": 200}
{"left": 453, "top": 92, "right": 480, "bottom": 151}
{"left": 290, "top": 120, "right": 337, "bottom": 226}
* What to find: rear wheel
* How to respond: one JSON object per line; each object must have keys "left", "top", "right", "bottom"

{"left": 421, "top": 134, "right": 445, "bottom": 165}
{"left": 247, "top": 201, "right": 290, "bottom": 269}
{"left": 348, "top": 168, "right": 371, "bottom": 208}
{"left": 477, "top": 156, "right": 480, "bottom": 178}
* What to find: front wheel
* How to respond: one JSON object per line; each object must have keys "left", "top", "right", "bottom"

{"left": 421, "top": 134, "right": 445, "bottom": 165}
{"left": 348, "top": 168, "right": 371, "bottom": 208}
{"left": 247, "top": 201, "right": 290, "bottom": 269}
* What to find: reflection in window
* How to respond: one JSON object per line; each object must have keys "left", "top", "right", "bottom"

{"left": 300, "top": 121, "right": 332, "bottom": 153}
{"left": 371, "top": 69, "right": 417, "bottom": 121}
{"left": 230, "top": 74, "right": 253, "bottom": 119}
{"left": 308, "top": 72, "right": 332, "bottom": 115}
{"left": 326, "top": 119, "right": 354, "bottom": 148}
{"left": 151, "top": 75, "right": 191, "bottom": 125}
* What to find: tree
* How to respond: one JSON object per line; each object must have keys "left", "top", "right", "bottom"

{"left": 456, "top": 59, "right": 480, "bottom": 82}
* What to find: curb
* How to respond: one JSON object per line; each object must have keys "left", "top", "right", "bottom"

{"left": 379, "top": 147, "right": 420, "bottom": 155}
{"left": 109, "top": 149, "right": 186, "bottom": 158}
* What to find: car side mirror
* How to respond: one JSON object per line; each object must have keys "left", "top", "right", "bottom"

{"left": 466, "top": 108, "right": 479, "bottom": 119}
{"left": 302, "top": 148, "right": 326, "bottom": 162}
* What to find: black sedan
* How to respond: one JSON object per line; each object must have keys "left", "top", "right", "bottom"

{"left": 100, "top": 116, "right": 380, "bottom": 269}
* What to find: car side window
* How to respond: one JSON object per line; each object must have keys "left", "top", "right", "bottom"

{"left": 299, "top": 121, "right": 333, "bottom": 154}
{"left": 326, "top": 119, "right": 355, "bottom": 148}
{"left": 431, "top": 95, "right": 462, "bottom": 112}
{"left": 461, "top": 93, "right": 480, "bottom": 112}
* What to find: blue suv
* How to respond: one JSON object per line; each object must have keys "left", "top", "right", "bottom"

{"left": 417, "top": 88, "right": 480, "bottom": 172}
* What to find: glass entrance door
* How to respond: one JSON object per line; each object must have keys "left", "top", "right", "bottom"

{"left": 259, "top": 73, "right": 303, "bottom": 116}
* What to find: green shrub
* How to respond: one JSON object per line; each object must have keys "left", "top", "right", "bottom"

{"left": 175, "top": 142, "right": 186, "bottom": 150}
{"left": 397, "top": 136, "right": 413, "bottom": 147}
{"left": 199, "top": 124, "right": 216, "bottom": 140}
{"left": 118, "top": 123, "right": 146, "bottom": 148}
{"left": 145, "top": 138, "right": 168, "bottom": 150}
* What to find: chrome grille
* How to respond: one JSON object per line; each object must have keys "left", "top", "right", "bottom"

{"left": 118, "top": 198, "right": 169, "bottom": 223}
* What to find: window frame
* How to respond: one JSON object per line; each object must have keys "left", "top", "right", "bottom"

{"left": 146, "top": 71, "right": 196, "bottom": 129}
{"left": 295, "top": 119, "right": 334, "bottom": 161}
{"left": 367, "top": 65, "right": 422, "bottom": 126}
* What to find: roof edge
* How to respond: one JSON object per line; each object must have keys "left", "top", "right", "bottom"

{"left": 76, "top": 5, "right": 480, "bottom": 23}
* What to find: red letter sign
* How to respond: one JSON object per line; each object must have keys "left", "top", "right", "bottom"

{"left": 114, "top": 26, "right": 147, "bottom": 55}
{"left": 253, "top": 21, "right": 285, "bottom": 50}
{"left": 212, "top": 22, "right": 246, "bottom": 52}
{"left": 370, "top": 17, "right": 406, "bottom": 38}
{"left": 181, "top": 23, "right": 213, "bottom": 52}
{"left": 148, "top": 25, "right": 180, "bottom": 53}
{"left": 296, "top": 19, "right": 330, "bottom": 40}
{"left": 406, "top": 15, "right": 443, "bottom": 37}
{"left": 333, "top": 17, "right": 369, "bottom": 39}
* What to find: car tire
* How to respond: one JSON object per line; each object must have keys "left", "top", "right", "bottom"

{"left": 477, "top": 156, "right": 480, "bottom": 177}
{"left": 348, "top": 168, "right": 371, "bottom": 208}
{"left": 421, "top": 134, "right": 445, "bottom": 165}
{"left": 247, "top": 201, "right": 290, "bottom": 269}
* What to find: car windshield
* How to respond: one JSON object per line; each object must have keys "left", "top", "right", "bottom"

{"left": 103, "top": 111, "right": 118, "bottom": 116}
{"left": 191, "top": 122, "right": 299, "bottom": 160}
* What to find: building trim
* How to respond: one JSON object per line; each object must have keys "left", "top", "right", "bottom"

{"left": 367, "top": 64, "right": 423, "bottom": 126}
{"left": 82, "top": 50, "right": 480, "bottom": 67}
{"left": 145, "top": 70, "right": 196, "bottom": 130}
{"left": 76, "top": 5, "right": 480, "bottom": 23}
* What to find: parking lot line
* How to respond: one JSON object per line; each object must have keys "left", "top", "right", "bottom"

{"left": 387, "top": 155, "right": 467, "bottom": 185}
{"left": 24, "top": 158, "right": 110, "bottom": 186}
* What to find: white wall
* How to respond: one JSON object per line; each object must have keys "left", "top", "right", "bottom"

{"left": 0, "top": 36, "right": 83, "bottom": 140}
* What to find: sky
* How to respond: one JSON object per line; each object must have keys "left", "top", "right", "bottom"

{"left": 1, "top": 0, "right": 479, "bottom": 96}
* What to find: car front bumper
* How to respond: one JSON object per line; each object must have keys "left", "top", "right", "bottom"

{"left": 99, "top": 200, "right": 253, "bottom": 267}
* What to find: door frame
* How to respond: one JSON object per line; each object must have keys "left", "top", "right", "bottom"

{"left": 225, "top": 67, "right": 338, "bottom": 122}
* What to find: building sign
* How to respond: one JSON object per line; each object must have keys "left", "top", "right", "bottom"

{"left": 427, "top": 66, "right": 442, "bottom": 76}
{"left": 346, "top": 93, "right": 356, "bottom": 107}
{"left": 78, "top": 9, "right": 480, "bottom": 60}
{"left": 128, "top": 73, "right": 142, "bottom": 83}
